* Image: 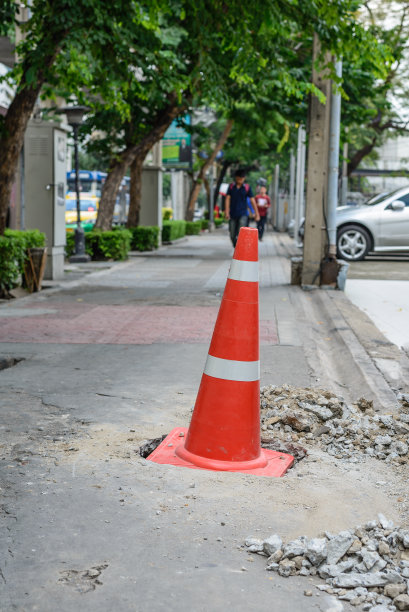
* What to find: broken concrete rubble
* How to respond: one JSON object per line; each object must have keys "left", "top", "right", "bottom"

{"left": 245, "top": 515, "right": 409, "bottom": 612}
{"left": 260, "top": 385, "right": 409, "bottom": 465}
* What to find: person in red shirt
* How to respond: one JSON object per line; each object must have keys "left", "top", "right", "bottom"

{"left": 254, "top": 186, "right": 271, "bottom": 241}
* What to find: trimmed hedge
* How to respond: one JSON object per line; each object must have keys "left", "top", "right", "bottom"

{"left": 88, "top": 230, "right": 131, "bottom": 260}
{"left": 185, "top": 221, "right": 202, "bottom": 235}
{"left": 65, "top": 229, "right": 131, "bottom": 261}
{"left": 162, "top": 207, "right": 173, "bottom": 221}
{"left": 0, "top": 229, "right": 46, "bottom": 293}
{"left": 162, "top": 220, "right": 186, "bottom": 242}
{"left": 214, "top": 217, "right": 225, "bottom": 227}
{"left": 201, "top": 219, "right": 209, "bottom": 230}
{"left": 128, "top": 226, "right": 160, "bottom": 251}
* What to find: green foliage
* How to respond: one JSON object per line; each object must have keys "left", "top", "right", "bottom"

{"left": 77, "top": 148, "right": 110, "bottom": 172}
{"left": 201, "top": 219, "right": 209, "bottom": 230}
{"left": 5, "top": 228, "right": 46, "bottom": 249}
{"left": 162, "top": 207, "right": 173, "bottom": 221}
{"left": 185, "top": 221, "right": 201, "bottom": 235}
{"left": 87, "top": 229, "right": 131, "bottom": 260}
{"left": 163, "top": 173, "right": 171, "bottom": 200}
{"left": 128, "top": 226, "right": 160, "bottom": 251}
{"left": 65, "top": 229, "right": 131, "bottom": 260}
{"left": 65, "top": 232, "right": 76, "bottom": 258}
{"left": 0, "top": 229, "right": 46, "bottom": 291}
{"left": 162, "top": 220, "right": 186, "bottom": 242}
{"left": 214, "top": 218, "right": 225, "bottom": 228}
{"left": 0, "top": 237, "right": 22, "bottom": 292}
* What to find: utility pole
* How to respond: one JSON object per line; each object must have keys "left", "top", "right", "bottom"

{"left": 327, "top": 59, "right": 342, "bottom": 258}
{"left": 273, "top": 164, "right": 281, "bottom": 230}
{"left": 301, "top": 35, "right": 332, "bottom": 286}
{"left": 294, "top": 125, "right": 306, "bottom": 245}
{"left": 289, "top": 152, "right": 296, "bottom": 223}
{"left": 341, "top": 138, "right": 348, "bottom": 207}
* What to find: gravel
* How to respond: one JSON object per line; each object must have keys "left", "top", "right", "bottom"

{"left": 260, "top": 385, "right": 409, "bottom": 465}
{"left": 245, "top": 514, "right": 409, "bottom": 611}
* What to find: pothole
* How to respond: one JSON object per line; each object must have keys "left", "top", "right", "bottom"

{"left": 0, "top": 357, "right": 24, "bottom": 371}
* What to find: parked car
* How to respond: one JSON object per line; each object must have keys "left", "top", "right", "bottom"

{"left": 298, "top": 185, "right": 409, "bottom": 262}
{"left": 336, "top": 185, "right": 409, "bottom": 261}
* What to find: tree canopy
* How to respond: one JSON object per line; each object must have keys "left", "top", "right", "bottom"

{"left": 0, "top": 0, "right": 397, "bottom": 234}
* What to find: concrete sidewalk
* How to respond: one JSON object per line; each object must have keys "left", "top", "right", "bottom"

{"left": 0, "top": 228, "right": 408, "bottom": 612}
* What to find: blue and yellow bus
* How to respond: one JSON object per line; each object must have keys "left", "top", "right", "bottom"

{"left": 66, "top": 170, "right": 107, "bottom": 197}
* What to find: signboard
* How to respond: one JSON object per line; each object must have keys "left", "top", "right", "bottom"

{"left": 162, "top": 116, "right": 192, "bottom": 168}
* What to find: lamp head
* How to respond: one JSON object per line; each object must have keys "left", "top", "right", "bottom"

{"left": 59, "top": 105, "right": 89, "bottom": 127}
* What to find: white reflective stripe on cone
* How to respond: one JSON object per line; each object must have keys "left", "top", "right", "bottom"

{"left": 204, "top": 354, "right": 260, "bottom": 382}
{"left": 228, "top": 259, "right": 258, "bottom": 283}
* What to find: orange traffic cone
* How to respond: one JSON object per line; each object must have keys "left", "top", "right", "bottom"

{"left": 148, "top": 227, "right": 294, "bottom": 476}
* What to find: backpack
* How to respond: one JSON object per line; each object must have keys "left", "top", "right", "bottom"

{"left": 229, "top": 182, "right": 250, "bottom": 194}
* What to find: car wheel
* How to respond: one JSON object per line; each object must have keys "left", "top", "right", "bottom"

{"left": 337, "top": 224, "right": 371, "bottom": 261}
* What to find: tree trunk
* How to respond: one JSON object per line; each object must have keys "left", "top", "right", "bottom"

{"left": 203, "top": 176, "right": 211, "bottom": 219}
{"left": 127, "top": 156, "right": 143, "bottom": 227}
{"left": 0, "top": 50, "right": 61, "bottom": 234}
{"left": 95, "top": 97, "right": 185, "bottom": 231}
{"left": 185, "top": 119, "right": 233, "bottom": 221}
{"left": 347, "top": 136, "right": 378, "bottom": 176}
{"left": 94, "top": 156, "right": 131, "bottom": 230}
{"left": 213, "top": 160, "right": 231, "bottom": 209}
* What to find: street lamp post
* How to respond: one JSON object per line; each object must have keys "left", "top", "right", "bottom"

{"left": 60, "top": 106, "right": 90, "bottom": 263}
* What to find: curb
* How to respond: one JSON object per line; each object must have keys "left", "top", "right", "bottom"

{"left": 296, "top": 285, "right": 405, "bottom": 412}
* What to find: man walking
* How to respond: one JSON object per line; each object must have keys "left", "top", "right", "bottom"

{"left": 224, "top": 170, "right": 259, "bottom": 247}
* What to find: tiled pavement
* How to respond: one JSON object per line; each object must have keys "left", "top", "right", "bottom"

{"left": 0, "top": 229, "right": 293, "bottom": 345}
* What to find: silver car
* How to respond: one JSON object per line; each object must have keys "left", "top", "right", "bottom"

{"left": 337, "top": 185, "right": 409, "bottom": 261}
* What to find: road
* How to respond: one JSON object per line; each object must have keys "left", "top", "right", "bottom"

{"left": 345, "top": 254, "right": 409, "bottom": 351}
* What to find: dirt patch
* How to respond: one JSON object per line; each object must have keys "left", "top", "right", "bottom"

{"left": 58, "top": 564, "right": 108, "bottom": 593}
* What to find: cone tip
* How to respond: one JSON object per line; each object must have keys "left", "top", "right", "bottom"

{"left": 234, "top": 227, "right": 258, "bottom": 262}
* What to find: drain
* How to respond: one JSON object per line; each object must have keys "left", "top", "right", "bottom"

{"left": 0, "top": 357, "right": 24, "bottom": 371}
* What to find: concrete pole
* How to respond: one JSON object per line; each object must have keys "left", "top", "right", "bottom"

{"left": 301, "top": 34, "right": 332, "bottom": 286}
{"left": 171, "top": 169, "right": 177, "bottom": 218}
{"left": 341, "top": 141, "right": 348, "bottom": 207}
{"left": 208, "top": 163, "right": 215, "bottom": 231}
{"left": 327, "top": 59, "right": 342, "bottom": 258}
{"left": 274, "top": 164, "right": 280, "bottom": 229}
{"left": 289, "top": 152, "right": 296, "bottom": 221}
{"left": 294, "top": 125, "right": 306, "bottom": 246}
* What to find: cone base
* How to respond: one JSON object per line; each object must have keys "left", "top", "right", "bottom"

{"left": 147, "top": 427, "right": 294, "bottom": 477}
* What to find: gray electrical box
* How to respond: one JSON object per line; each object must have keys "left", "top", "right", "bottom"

{"left": 24, "top": 120, "right": 68, "bottom": 280}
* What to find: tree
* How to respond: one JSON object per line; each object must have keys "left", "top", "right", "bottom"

{"left": 88, "top": 0, "right": 296, "bottom": 230}
{"left": 185, "top": 119, "right": 233, "bottom": 221}
{"left": 0, "top": 0, "right": 148, "bottom": 235}
{"left": 342, "top": 0, "right": 409, "bottom": 175}
{"left": 89, "top": 0, "right": 378, "bottom": 230}
{"left": 183, "top": 0, "right": 391, "bottom": 218}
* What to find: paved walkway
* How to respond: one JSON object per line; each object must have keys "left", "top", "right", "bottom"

{"left": 1, "top": 227, "right": 408, "bottom": 612}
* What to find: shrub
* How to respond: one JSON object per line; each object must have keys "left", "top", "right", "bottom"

{"left": 201, "top": 219, "right": 209, "bottom": 231}
{"left": 128, "top": 226, "right": 160, "bottom": 251}
{"left": 65, "top": 231, "right": 93, "bottom": 258}
{"left": 162, "top": 207, "right": 173, "bottom": 221}
{"left": 214, "top": 217, "right": 225, "bottom": 227}
{"left": 185, "top": 221, "right": 202, "bottom": 235}
{"left": 0, "top": 229, "right": 46, "bottom": 293}
{"left": 65, "top": 229, "right": 131, "bottom": 260}
{"left": 162, "top": 220, "right": 186, "bottom": 242}
{"left": 65, "top": 232, "right": 76, "bottom": 258}
{"left": 214, "top": 211, "right": 225, "bottom": 220}
{"left": 87, "top": 229, "right": 131, "bottom": 260}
